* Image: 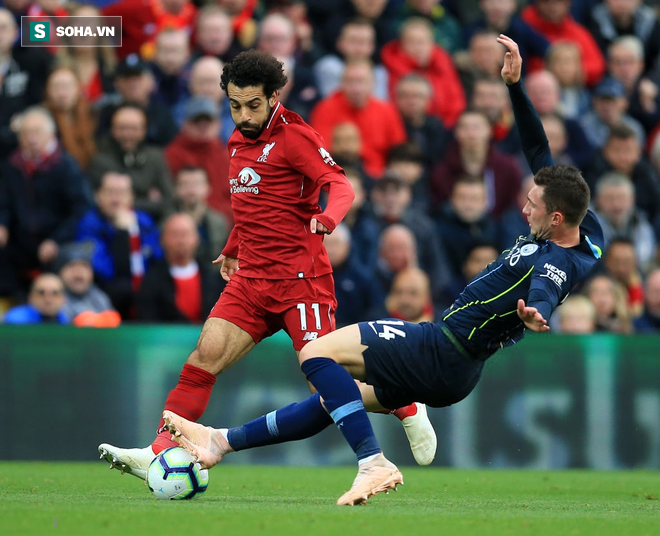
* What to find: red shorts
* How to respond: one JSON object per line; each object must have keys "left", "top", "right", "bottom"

{"left": 208, "top": 273, "right": 337, "bottom": 351}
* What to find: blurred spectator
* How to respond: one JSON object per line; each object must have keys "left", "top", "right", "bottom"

{"left": 150, "top": 29, "right": 191, "bottom": 109}
{"left": 524, "top": 70, "right": 593, "bottom": 169}
{"left": 579, "top": 76, "right": 645, "bottom": 149}
{"left": 435, "top": 177, "right": 500, "bottom": 280}
{"left": 633, "top": 267, "right": 660, "bottom": 332}
{"left": 216, "top": 0, "right": 259, "bottom": 49}
{"left": 430, "top": 110, "right": 521, "bottom": 217}
{"left": 102, "top": 0, "right": 197, "bottom": 60}
{"left": 499, "top": 174, "right": 536, "bottom": 248}
{"left": 166, "top": 97, "right": 232, "bottom": 222}
{"left": 3, "top": 273, "right": 68, "bottom": 325}
{"left": 374, "top": 223, "right": 418, "bottom": 298}
{"left": 330, "top": 122, "right": 368, "bottom": 178}
{"left": 385, "top": 267, "right": 434, "bottom": 322}
{"left": 593, "top": 171, "right": 656, "bottom": 271}
{"left": 314, "top": 17, "right": 389, "bottom": 100}
{"left": 455, "top": 30, "right": 507, "bottom": 98}
{"left": 265, "top": 0, "right": 318, "bottom": 58}
{"left": 174, "top": 166, "right": 230, "bottom": 266}
{"left": 381, "top": 17, "right": 466, "bottom": 128}
{"left": 585, "top": 125, "right": 660, "bottom": 222}
{"left": 43, "top": 67, "right": 96, "bottom": 171}
{"left": 56, "top": 242, "right": 120, "bottom": 327}
{"left": 463, "top": 0, "right": 550, "bottom": 66}
{"left": 76, "top": 172, "right": 163, "bottom": 319}
{"left": 546, "top": 41, "right": 591, "bottom": 120}
{"left": 395, "top": 0, "right": 462, "bottom": 54}
{"left": 521, "top": 0, "right": 606, "bottom": 86}
{"left": 192, "top": 6, "right": 243, "bottom": 63}
{"left": 603, "top": 237, "right": 644, "bottom": 317}
{"left": 443, "top": 241, "right": 499, "bottom": 303}
{"left": 0, "top": 7, "right": 53, "bottom": 159}
{"left": 54, "top": 4, "right": 116, "bottom": 102}
{"left": 386, "top": 142, "right": 428, "bottom": 211}
{"left": 371, "top": 173, "right": 451, "bottom": 298}
{"left": 90, "top": 103, "right": 175, "bottom": 222}
{"left": 96, "top": 54, "right": 179, "bottom": 147}
{"left": 0, "top": 107, "right": 92, "bottom": 298}
{"left": 310, "top": 59, "right": 407, "bottom": 178}
{"left": 324, "top": 222, "right": 383, "bottom": 326}
{"left": 320, "top": 0, "right": 397, "bottom": 58}
{"left": 394, "top": 74, "right": 449, "bottom": 167}
{"left": 471, "top": 76, "right": 522, "bottom": 157}
{"left": 341, "top": 168, "right": 380, "bottom": 272}
{"left": 607, "top": 36, "right": 660, "bottom": 134}
{"left": 555, "top": 295, "right": 597, "bottom": 334}
{"left": 583, "top": 274, "right": 632, "bottom": 333}
{"left": 136, "top": 213, "right": 223, "bottom": 323}
{"left": 587, "top": 0, "right": 660, "bottom": 73}
{"left": 174, "top": 56, "right": 235, "bottom": 143}
{"left": 257, "top": 12, "right": 320, "bottom": 120}
{"left": 540, "top": 113, "right": 574, "bottom": 165}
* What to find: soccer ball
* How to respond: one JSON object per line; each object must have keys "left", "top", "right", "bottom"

{"left": 147, "top": 447, "right": 209, "bottom": 500}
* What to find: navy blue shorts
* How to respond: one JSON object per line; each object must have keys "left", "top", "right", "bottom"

{"left": 359, "top": 319, "right": 484, "bottom": 410}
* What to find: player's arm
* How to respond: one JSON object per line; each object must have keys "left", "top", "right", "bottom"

{"left": 285, "top": 124, "right": 355, "bottom": 235}
{"left": 313, "top": 171, "right": 355, "bottom": 234}
{"left": 498, "top": 34, "right": 554, "bottom": 174}
{"left": 215, "top": 227, "right": 239, "bottom": 281}
{"left": 520, "top": 253, "right": 569, "bottom": 331}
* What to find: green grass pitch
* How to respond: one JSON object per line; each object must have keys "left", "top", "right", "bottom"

{"left": 1, "top": 463, "right": 658, "bottom": 536}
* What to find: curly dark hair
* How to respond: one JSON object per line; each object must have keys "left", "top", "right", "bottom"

{"left": 220, "top": 50, "right": 288, "bottom": 98}
{"left": 534, "top": 165, "right": 590, "bottom": 227}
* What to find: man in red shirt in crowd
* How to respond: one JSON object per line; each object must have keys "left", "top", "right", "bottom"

{"left": 99, "top": 50, "right": 436, "bottom": 483}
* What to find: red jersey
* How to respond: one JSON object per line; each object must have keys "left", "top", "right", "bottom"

{"left": 221, "top": 102, "right": 354, "bottom": 280}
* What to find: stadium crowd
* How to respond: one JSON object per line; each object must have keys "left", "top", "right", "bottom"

{"left": 1, "top": 0, "right": 660, "bottom": 333}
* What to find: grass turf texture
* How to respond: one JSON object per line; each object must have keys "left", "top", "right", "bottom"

{"left": 1, "top": 463, "right": 658, "bottom": 536}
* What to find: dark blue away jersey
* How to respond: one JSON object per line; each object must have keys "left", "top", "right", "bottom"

{"left": 441, "top": 80, "right": 604, "bottom": 360}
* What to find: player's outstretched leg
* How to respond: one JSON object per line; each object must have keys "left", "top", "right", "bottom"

{"left": 162, "top": 411, "right": 233, "bottom": 468}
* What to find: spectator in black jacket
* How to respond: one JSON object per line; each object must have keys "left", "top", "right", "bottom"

{"left": 136, "top": 213, "right": 223, "bottom": 323}
{"left": 0, "top": 107, "right": 92, "bottom": 297}
{"left": 0, "top": 8, "right": 53, "bottom": 159}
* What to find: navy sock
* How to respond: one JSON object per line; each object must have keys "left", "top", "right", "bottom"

{"left": 300, "top": 357, "right": 380, "bottom": 461}
{"left": 227, "top": 393, "right": 332, "bottom": 451}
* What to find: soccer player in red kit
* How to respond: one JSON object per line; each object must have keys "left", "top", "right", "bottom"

{"left": 99, "top": 50, "right": 436, "bottom": 482}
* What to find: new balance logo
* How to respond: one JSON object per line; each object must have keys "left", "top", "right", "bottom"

{"left": 257, "top": 141, "right": 276, "bottom": 162}
{"left": 302, "top": 332, "right": 318, "bottom": 341}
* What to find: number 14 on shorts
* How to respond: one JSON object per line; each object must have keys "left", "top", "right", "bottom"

{"left": 368, "top": 320, "right": 407, "bottom": 340}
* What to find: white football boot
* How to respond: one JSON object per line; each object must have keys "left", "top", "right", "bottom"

{"left": 401, "top": 403, "right": 437, "bottom": 466}
{"left": 98, "top": 443, "right": 156, "bottom": 481}
{"left": 336, "top": 454, "right": 403, "bottom": 506}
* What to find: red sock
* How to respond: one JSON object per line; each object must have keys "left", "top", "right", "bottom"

{"left": 151, "top": 363, "right": 217, "bottom": 454}
{"left": 375, "top": 403, "right": 418, "bottom": 421}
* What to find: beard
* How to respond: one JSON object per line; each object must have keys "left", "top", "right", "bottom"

{"left": 236, "top": 103, "right": 272, "bottom": 139}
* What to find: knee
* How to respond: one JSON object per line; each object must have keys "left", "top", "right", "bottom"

{"left": 298, "top": 342, "right": 318, "bottom": 365}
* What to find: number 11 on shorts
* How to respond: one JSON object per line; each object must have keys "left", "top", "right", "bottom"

{"left": 368, "top": 320, "right": 407, "bottom": 340}
{"left": 297, "top": 303, "right": 322, "bottom": 331}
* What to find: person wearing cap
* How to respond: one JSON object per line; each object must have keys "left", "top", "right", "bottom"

{"left": 165, "top": 97, "right": 232, "bottom": 223}
{"left": 89, "top": 102, "right": 175, "bottom": 223}
{"left": 56, "top": 242, "right": 119, "bottom": 326}
{"left": 96, "top": 54, "right": 179, "bottom": 147}
{"left": 579, "top": 76, "right": 646, "bottom": 149}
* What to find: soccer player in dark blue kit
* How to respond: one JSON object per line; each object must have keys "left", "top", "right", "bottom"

{"left": 162, "top": 35, "right": 604, "bottom": 506}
